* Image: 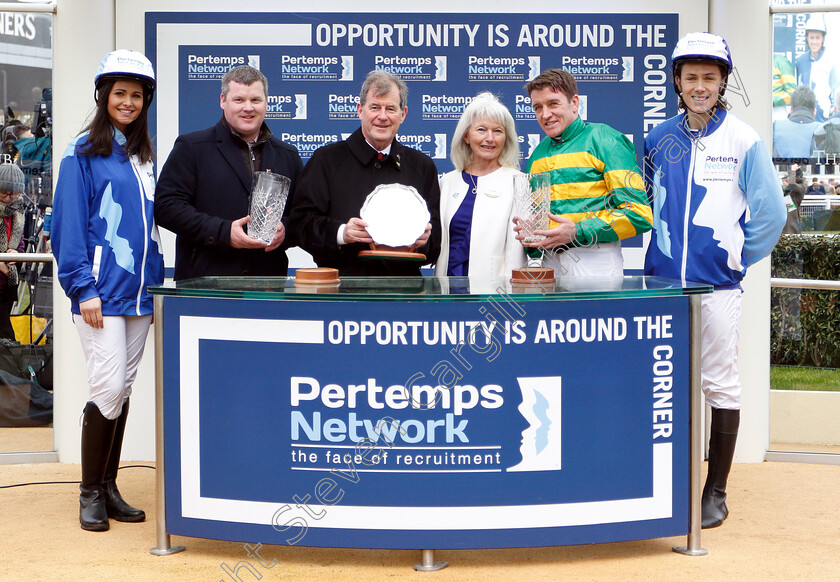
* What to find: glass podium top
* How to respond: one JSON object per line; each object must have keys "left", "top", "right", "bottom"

{"left": 149, "top": 275, "right": 712, "bottom": 303}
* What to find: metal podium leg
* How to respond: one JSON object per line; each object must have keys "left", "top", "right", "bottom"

{"left": 673, "top": 294, "right": 708, "bottom": 556}
{"left": 150, "top": 295, "right": 186, "bottom": 556}
{"left": 414, "top": 549, "right": 449, "bottom": 571}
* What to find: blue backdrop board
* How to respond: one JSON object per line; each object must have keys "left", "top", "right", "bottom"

{"left": 146, "top": 12, "right": 679, "bottom": 267}
{"left": 147, "top": 12, "right": 677, "bottom": 168}
{"left": 160, "top": 288, "right": 689, "bottom": 548}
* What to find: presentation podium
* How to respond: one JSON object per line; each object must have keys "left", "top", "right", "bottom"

{"left": 149, "top": 275, "right": 711, "bottom": 564}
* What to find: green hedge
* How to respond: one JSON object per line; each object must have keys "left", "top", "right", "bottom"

{"left": 771, "top": 234, "right": 840, "bottom": 368}
{"left": 801, "top": 208, "right": 840, "bottom": 232}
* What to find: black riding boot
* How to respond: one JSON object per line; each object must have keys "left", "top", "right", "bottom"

{"left": 80, "top": 402, "right": 117, "bottom": 531}
{"left": 701, "top": 407, "right": 740, "bottom": 529}
{"left": 102, "top": 399, "right": 145, "bottom": 522}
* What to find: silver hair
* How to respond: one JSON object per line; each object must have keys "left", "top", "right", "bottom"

{"left": 450, "top": 92, "right": 520, "bottom": 171}
{"left": 359, "top": 70, "right": 408, "bottom": 109}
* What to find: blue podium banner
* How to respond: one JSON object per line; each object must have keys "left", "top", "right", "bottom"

{"left": 162, "top": 293, "right": 689, "bottom": 548}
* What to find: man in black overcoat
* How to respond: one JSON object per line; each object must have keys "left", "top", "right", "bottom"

{"left": 291, "top": 70, "right": 441, "bottom": 276}
{"left": 155, "top": 65, "right": 303, "bottom": 280}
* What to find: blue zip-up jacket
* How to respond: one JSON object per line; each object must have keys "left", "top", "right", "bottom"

{"left": 52, "top": 129, "right": 164, "bottom": 316}
{"left": 643, "top": 109, "right": 786, "bottom": 289}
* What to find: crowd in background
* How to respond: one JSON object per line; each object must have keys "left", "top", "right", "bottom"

{"left": 773, "top": 15, "right": 840, "bottom": 160}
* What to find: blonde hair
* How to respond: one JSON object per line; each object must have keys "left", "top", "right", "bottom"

{"left": 450, "top": 92, "right": 520, "bottom": 171}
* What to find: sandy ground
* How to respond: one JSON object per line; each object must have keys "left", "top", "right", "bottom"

{"left": 0, "top": 426, "right": 53, "bottom": 453}
{"left": 1, "top": 460, "right": 838, "bottom": 582}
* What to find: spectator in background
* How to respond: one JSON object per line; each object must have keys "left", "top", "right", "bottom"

{"left": 795, "top": 15, "right": 839, "bottom": 121}
{"left": 0, "top": 164, "right": 25, "bottom": 339}
{"left": 812, "top": 87, "right": 840, "bottom": 155}
{"left": 821, "top": 179, "right": 835, "bottom": 194}
{"left": 783, "top": 166, "right": 806, "bottom": 235}
{"left": 14, "top": 125, "right": 52, "bottom": 193}
{"left": 807, "top": 176, "right": 826, "bottom": 195}
{"left": 777, "top": 167, "right": 806, "bottom": 342}
{"left": 773, "top": 86, "right": 820, "bottom": 158}
{"left": 1, "top": 123, "right": 31, "bottom": 162}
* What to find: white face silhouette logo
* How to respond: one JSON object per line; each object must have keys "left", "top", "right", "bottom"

{"left": 508, "top": 376, "right": 562, "bottom": 472}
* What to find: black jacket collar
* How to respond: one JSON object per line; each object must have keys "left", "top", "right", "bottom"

{"left": 346, "top": 128, "right": 404, "bottom": 169}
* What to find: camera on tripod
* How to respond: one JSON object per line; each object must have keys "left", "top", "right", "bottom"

{"left": 33, "top": 88, "right": 51, "bottom": 139}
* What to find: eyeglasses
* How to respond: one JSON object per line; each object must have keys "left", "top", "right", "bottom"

{"left": 0, "top": 191, "right": 20, "bottom": 200}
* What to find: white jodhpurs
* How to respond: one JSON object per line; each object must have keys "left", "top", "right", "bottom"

{"left": 700, "top": 289, "right": 742, "bottom": 410}
{"left": 74, "top": 314, "right": 153, "bottom": 419}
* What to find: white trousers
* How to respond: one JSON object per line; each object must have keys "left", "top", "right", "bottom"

{"left": 74, "top": 314, "right": 153, "bottom": 420}
{"left": 542, "top": 241, "right": 624, "bottom": 290}
{"left": 700, "top": 289, "right": 742, "bottom": 410}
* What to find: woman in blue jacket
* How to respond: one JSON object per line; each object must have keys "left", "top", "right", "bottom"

{"left": 52, "top": 50, "right": 164, "bottom": 532}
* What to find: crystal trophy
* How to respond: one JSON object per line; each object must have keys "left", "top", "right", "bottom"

{"left": 512, "top": 172, "right": 551, "bottom": 242}
{"left": 248, "top": 171, "right": 291, "bottom": 244}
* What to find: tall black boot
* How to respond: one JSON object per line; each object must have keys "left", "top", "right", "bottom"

{"left": 80, "top": 402, "right": 117, "bottom": 532}
{"left": 102, "top": 399, "right": 145, "bottom": 522}
{"left": 701, "top": 407, "right": 740, "bottom": 529}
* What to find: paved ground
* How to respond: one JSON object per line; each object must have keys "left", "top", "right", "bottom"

{"left": 1, "top": 460, "right": 838, "bottom": 581}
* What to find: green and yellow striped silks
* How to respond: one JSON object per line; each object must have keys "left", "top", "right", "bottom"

{"left": 527, "top": 116, "right": 653, "bottom": 248}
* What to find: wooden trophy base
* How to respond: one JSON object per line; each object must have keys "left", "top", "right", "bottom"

{"left": 510, "top": 267, "right": 555, "bottom": 284}
{"left": 294, "top": 268, "right": 340, "bottom": 288}
{"left": 358, "top": 245, "right": 427, "bottom": 262}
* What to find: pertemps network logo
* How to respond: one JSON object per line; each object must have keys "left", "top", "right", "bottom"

{"left": 421, "top": 93, "right": 473, "bottom": 121}
{"left": 507, "top": 376, "right": 562, "bottom": 472}
{"left": 341, "top": 56, "right": 354, "bottom": 81}
{"left": 514, "top": 95, "right": 535, "bottom": 121}
{"left": 560, "top": 55, "right": 634, "bottom": 83}
{"left": 435, "top": 56, "right": 447, "bottom": 81}
{"left": 185, "top": 53, "right": 245, "bottom": 80}
{"left": 373, "top": 55, "right": 446, "bottom": 81}
{"left": 433, "top": 134, "right": 447, "bottom": 159}
{"left": 527, "top": 134, "right": 542, "bottom": 159}
{"left": 280, "top": 55, "right": 346, "bottom": 81}
{"left": 517, "top": 134, "right": 542, "bottom": 160}
{"left": 327, "top": 93, "right": 359, "bottom": 120}
{"left": 528, "top": 56, "right": 541, "bottom": 81}
{"left": 621, "top": 57, "right": 634, "bottom": 82}
{"left": 467, "top": 55, "right": 539, "bottom": 82}
{"left": 396, "top": 133, "right": 444, "bottom": 158}
{"left": 264, "top": 94, "right": 308, "bottom": 120}
{"left": 281, "top": 132, "right": 340, "bottom": 159}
